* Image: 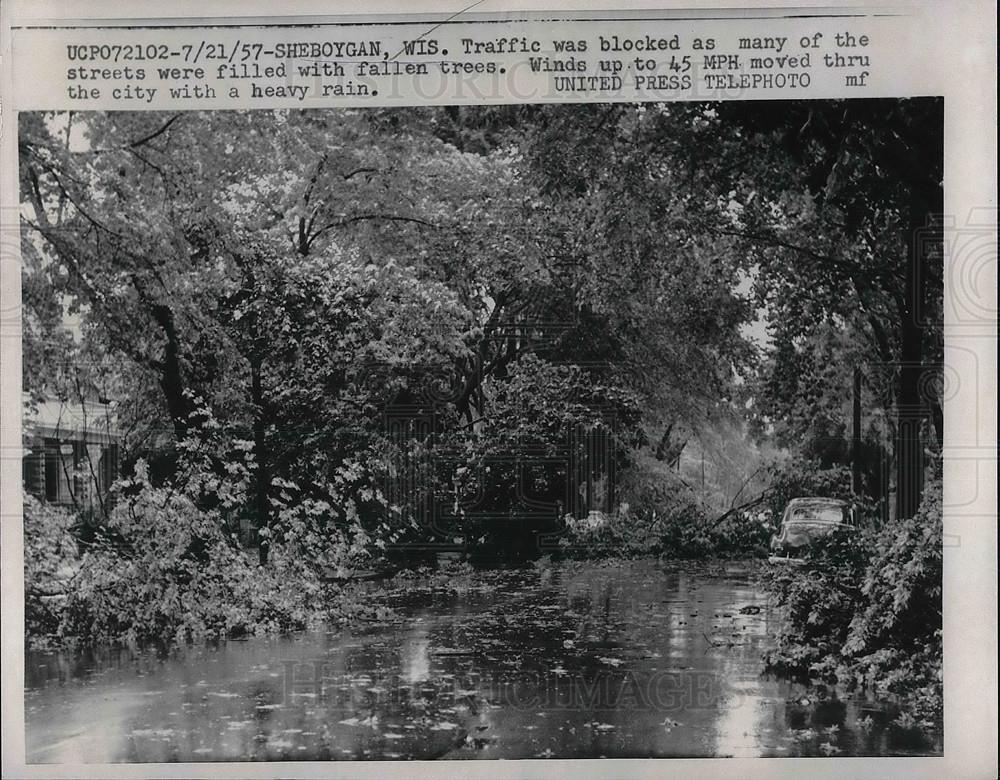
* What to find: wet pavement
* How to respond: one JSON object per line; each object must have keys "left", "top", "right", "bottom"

{"left": 24, "top": 558, "right": 941, "bottom": 762}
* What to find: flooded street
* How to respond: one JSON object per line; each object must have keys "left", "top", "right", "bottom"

{"left": 25, "top": 559, "right": 941, "bottom": 762}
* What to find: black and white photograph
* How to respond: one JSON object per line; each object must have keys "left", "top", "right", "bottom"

{"left": 15, "top": 97, "right": 950, "bottom": 762}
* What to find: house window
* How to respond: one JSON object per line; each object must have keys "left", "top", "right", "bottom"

{"left": 100, "top": 443, "right": 119, "bottom": 493}
{"left": 22, "top": 447, "right": 43, "bottom": 496}
{"left": 44, "top": 439, "right": 60, "bottom": 502}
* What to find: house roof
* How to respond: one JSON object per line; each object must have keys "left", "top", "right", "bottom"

{"left": 23, "top": 398, "right": 119, "bottom": 444}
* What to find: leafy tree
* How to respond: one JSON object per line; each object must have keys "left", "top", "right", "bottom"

{"left": 706, "top": 99, "right": 944, "bottom": 519}
{"left": 21, "top": 107, "right": 755, "bottom": 560}
{"left": 516, "top": 99, "right": 943, "bottom": 519}
{"left": 20, "top": 110, "right": 501, "bottom": 558}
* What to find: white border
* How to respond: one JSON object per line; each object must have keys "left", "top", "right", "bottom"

{"left": 1, "top": 1, "right": 996, "bottom": 778}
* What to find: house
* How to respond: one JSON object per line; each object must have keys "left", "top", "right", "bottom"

{"left": 22, "top": 397, "right": 120, "bottom": 512}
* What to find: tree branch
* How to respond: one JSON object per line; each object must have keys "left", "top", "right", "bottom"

{"left": 304, "top": 214, "right": 436, "bottom": 253}
{"left": 129, "top": 114, "right": 182, "bottom": 149}
{"left": 710, "top": 489, "right": 772, "bottom": 529}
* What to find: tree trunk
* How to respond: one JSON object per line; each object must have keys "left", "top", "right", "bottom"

{"left": 893, "top": 196, "right": 935, "bottom": 520}
{"left": 149, "top": 303, "right": 190, "bottom": 442}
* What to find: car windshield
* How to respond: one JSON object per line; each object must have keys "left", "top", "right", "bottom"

{"left": 787, "top": 505, "right": 846, "bottom": 524}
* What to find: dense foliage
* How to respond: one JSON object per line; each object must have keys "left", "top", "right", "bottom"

{"left": 762, "top": 474, "right": 943, "bottom": 727}
{"left": 23, "top": 495, "right": 79, "bottom": 641}
{"left": 24, "top": 462, "right": 395, "bottom": 649}
{"left": 59, "top": 477, "right": 320, "bottom": 647}
{"left": 20, "top": 108, "right": 752, "bottom": 567}
{"left": 20, "top": 100, "right": 943, "bottom": 657}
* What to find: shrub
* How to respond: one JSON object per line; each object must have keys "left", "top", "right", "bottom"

{"left": 709, "top": 506, "right": 775, "bottom": 557}
{"left": 761, "top": 528, "right": 870, "bottom": 677}
{"left": 840, "top": 477, "right": 942, "bottom": 724}
{"left": 23, "top": 494, "right": 80, "bottom": 644}
{"left": 762, "top": 473, "right": 943, "bottom": 726}
{"left": 56, "top": 463, "right": 326, "bottom": 648}
{"left": 559, "top": 460, "right": 775, "bottom": 559}
{"left": 555, "top": 451, "right": 709, "bottom": 558}
{"left": 556, "top": 465, "right": 767, "bottom": 558}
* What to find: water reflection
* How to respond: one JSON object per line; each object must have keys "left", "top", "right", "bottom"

{"left": 24, "top": 560, "right": 941, "bottom": 762}
{"left": 401, "top": 625, "right": 432, "bottom": 685}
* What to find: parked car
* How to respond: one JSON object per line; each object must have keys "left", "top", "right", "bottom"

{"left": 768, "top": 497, "right": 855, "bottom": 564}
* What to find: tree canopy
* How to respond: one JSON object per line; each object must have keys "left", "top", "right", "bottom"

{"left": 20, "top": 99, "right": 943, "bottom": 569}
